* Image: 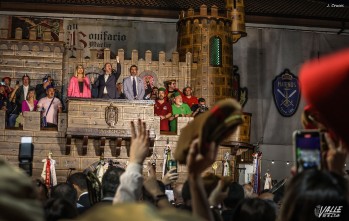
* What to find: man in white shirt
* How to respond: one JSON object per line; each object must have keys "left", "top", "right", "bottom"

{"left": 123, "top": 65, "right": 145, "bottom": 100}
{"left": 37, "top": 85, "right": 62, "bottom": 127}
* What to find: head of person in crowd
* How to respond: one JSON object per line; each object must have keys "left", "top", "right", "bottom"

{"left": 243, "top": 183, "right": 255, "bottom": 198}
{"left": 173, "top": 91, "right": 183, "bottom": 106}
{"left": 101, "top": 167, "right": 125, "bottom": 200}
{"left": 33, "top": 179, "right": 48, "bottom": 204}
{"left": 198, "top": 97, "right": 206, "bottom": 106}
{"left": 26, "top": 89, "right": 36, "bottom": 101}
{"left": 67, "top": 172, "right": 88, "bottom": 197}
{"left": 183, "top": 86, "right": 193, "bottom": 97}
{"left": 152, "top": 87, "right": 158, "bottom": 97}
{"left": 0, "top": 159, "right": 44, "bottom": 221}
{"left": 0, "top": 85, "right": 6, "bottom": 96}
{"left": 232, "top": 198, "right": 277, "bottom": 221}
{"left": 46, "top": 85, "right": 55, "bottom": 99}
{"left": 22, "top": 74, "right": 30, "bottom": 86}
{"left": 74, "top": 65, "right": 85, "bottom": 77}
{"left": 51, "top": 183, "right": 78, "bottom": 207}
{"left": 279, "top": 169, "right": 349, "bottom": 221}
{"left": 223, "top": 181, "right": 245, "bottom": 210}
{"left": 104, "top": 62, "right": 113, "bottom": 75}
{"left": 2, "top": 76, "right": 11, "bottom": 87}
{"left": 44, "top": 197, "right": 78, "bottom": 221}
{"left": 157, "top": 87, "right": 166, "bottom": 101}
{"left": 166, "top": 79, "right": 176, "bottom": 91}
{"left": 129, "top": 65, "right": 138, "bottom": 77}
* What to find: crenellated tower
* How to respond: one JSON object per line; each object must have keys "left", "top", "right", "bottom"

{"left": 177, "top": 5, "right": 234, "bottom": 107}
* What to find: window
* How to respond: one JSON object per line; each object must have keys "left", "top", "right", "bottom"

{"left": 209, "top": 36, "right": 222, "bottom": 67}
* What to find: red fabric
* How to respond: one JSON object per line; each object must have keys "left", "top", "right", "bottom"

{"left": 45, "top": 158, "right": 51, "bottom": 189}
{"left": 299, "top": 48, "right": 349, "bottom": 147}
{"left": 182, "top": 96, "right": 198, "bottom": 108}
{"left": 154, "top": 100, "right": 172, "bottom": 131}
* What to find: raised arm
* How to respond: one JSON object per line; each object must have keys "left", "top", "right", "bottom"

{"left": 113, "top": 119, "right": 150, "bottom": 204}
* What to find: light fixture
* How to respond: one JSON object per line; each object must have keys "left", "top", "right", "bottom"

{"left": 241, "top": 158, "right": 244, "bottom": 162}
{"left": 286, "top": 161, "right": 290, "bottom": 165}
{"left": 271, "top": 160, "right": 275, "bottom": 164}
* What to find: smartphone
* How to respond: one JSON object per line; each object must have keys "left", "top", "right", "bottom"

{"left": 293, "top": 130, "right": 322, "bottom": 173}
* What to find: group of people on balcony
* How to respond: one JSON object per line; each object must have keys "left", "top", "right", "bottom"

{"left": 0, "top": 74, "right": 62, "bottom": 128}
{"left": 65, "top": 57, "right": 209, "bottom": 132}
{"left": 0, "top": 57, "right": 208, "bottom": 129}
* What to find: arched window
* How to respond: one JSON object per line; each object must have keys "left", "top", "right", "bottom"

{"left": 209, "top": 36, "right": 222, "bottom": 67}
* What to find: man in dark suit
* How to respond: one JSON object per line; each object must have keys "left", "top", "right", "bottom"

{"left": 91, "top": 57, "right": 121, "bottom": 99}
{"left": 123, "top": 65, "right": 145, "bottom": 100}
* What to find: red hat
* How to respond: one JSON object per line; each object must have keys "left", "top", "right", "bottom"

{"left": 299, "top": 48, "right": 349, "bottom": 147}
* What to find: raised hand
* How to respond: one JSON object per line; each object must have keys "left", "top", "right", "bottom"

{"left": 162, "top": 168, "right": 179, "bottom": 185}
{"left": 186, "top": 138, "right": 218, "bottom": 176}
{"left": 129, "top": 119, "right": 150, "bottom": 165}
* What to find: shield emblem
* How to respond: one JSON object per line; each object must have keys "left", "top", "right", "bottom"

{"left": 272, "top": 69, "right": 300, "bottom": 117}
{"left": 105, "top": 103, "right": 118, "bottom": 127}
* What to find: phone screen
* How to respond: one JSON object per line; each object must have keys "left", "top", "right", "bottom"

{"left": 294, "top": 130, "right": 321, "bottom": 172}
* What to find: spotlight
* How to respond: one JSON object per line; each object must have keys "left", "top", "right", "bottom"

{"left": 271, "top": 160, "right": 275, "bottom": 164}
{"left": 286, "top": 161, "right": 290, "bottom": 165}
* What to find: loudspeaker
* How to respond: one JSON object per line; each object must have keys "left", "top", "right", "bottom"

{"left": 18, "top": 139, "right": 34, "bottom": 176}
{"left": 18, "top": 143, "right": 34, "bottom": 162}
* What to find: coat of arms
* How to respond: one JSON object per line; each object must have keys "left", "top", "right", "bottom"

{"left": 272, "top": 69, "right": 300, "bottom": 117}
{"left": 105, "top": 103, "right": 118, "bottom": 127}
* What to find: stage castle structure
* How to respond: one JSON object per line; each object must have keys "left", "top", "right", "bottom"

{"left": 0, "top": 1, "right": 253, "bottom": 183}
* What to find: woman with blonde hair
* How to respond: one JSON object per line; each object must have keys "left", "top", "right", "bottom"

{"left": 22, "top": 88, "right": 38, "bottom": 112}
{"left": 67, "top": 65, "right": 91, "bottom": 98}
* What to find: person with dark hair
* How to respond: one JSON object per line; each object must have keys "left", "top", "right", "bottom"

{"left": 2, "top": 76, "right": 13, "bottom": 95}
{"left": 44, "top": 198, "right": 78, "bottom": 221}
{"left": 50, "top": 183, "right": 78, "bottom": 207}
{"left": 91, "top": 57, "right": 121, "bottom": 99}
{"left": 67, "top": 172, "right": 91, "bottom": 209}
{"left": 221, "top": 182, "right": 245, "bottom": 221}
{"left": 232, "top": 198, "right": 277, "bottom": 221}
{"left": 35, "top": 75, "right": 53, "bottom": 100}
{"left": 278, "top": 170, "right": 349, "bottom": 221}
{"left": 164, "top": 79, "right": 183, "bottom": 103}
{"left": 100, "top": 166, "right": 125, "bottom": 203}
{"left": 154, "top": 87, "right": 172, "bottom": 131}
{"left": 10, "top": 74, "right": 35, "bottom": 109}
{"left": 182, "top": 86, "right": 198, "bottom": 108}
{"left": 191, "top": 97, "right": 208, "bottom": 117}
{"left": 116, "top": 82, "right": 126, "bottom": 99}
{"left": 123, "top": 65, "right": 145, "bottom": 100}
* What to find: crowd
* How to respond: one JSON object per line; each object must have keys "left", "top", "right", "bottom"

{"left": 0, "top": 56, "right": 208, "bottom": 131}
{"left": 1, "top": 49, "right": 349, "bottom": 221}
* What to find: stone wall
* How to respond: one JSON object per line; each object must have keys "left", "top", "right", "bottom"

{"left": 0, "top": 101, "right": 236, "bottom": 183}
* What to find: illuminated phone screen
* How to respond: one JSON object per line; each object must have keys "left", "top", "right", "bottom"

{"left": 295, "top": 131, "right": 321, "bottom": 172}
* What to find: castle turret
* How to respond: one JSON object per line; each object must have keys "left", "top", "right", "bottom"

{"left": 177, "top": 5, "right": 235, "bottom": 107}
